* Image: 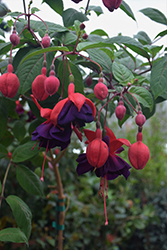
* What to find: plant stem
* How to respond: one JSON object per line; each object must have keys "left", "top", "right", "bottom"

{"left": 0, "top": 161, "right": 12, "bottom": 208}
{"left": 85, "top": 0, "right": 90, "bottom": 15}
{"left": 50, "top": 149, "right": 67, "bottom": 250}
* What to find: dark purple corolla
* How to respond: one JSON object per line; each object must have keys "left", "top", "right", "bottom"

{"left": 31, "top": 122, "right": 72, "bottom": 150}
{"left": 102, "top": 0, "right": 122, "bottom": 12}
{"left": 76, "top": 126, "right": 131, "bottom": 225}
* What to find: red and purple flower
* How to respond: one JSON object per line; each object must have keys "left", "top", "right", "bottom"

{"left": 76, "top": 126, "right": 131, "bottom": 180}
{"left": 76, "top": 126, "right": 131, "bottom": 225}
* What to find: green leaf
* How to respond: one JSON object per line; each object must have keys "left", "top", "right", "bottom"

{"left": 42, "top": 0, "right": 64, "bottom": 15}
{"left": 20, "top": 46, "right": 68, "bottom": 64}
{"left": 55, "top": 31, "right": 77, "bottom": 45}
{"left": 0, "top": 228, "right": 28, "bottom": 245}
{"left": 12, "top": 141, "right": 42, "bottom": 163}
{"left": 6, "top": 195, "right": 32, "bottom": 239}
{"left": 150, "top": 56, "right": 167, "bottom": 99}
{"left": 31, "top": 7, "right": 40, "bottom": 14}
{"left": 16, "top": 165, "right": 44, "bottom": 197}
{"left": 17, "top": 51, "right": 54, "bottom": 94}
{"left": 112, "top": 61, "right": 134, "bottom": 82}
{"left": 90, "top": 29, "right": 108, "bottom": 38}
{"left": 134, "top": 31, "right": 152, "bottom": 45}
{"left": 13, "top": 121, "right": 26, "bottom": 141}
{"left": 129, "top": 86, "right": 153, "bottom": 110}
{"left": 77, "top": 36, "right": 150, "bottom": 59}
{"left": 0, "top": 143, "right": 8, "bottom": 159}
{"left": 155, "top": 29, "right": 167, "bottom": 39}
{"left": 133, "top": 219, "right": 145, "bottom": 229}
{"left": 120, "top": 0, "right": 136, "bottom": 21}
{"left": 88, "top": 6, "right": 103, "bottom": 16}
{"left": 62, "top": 8, "right": 88, "bottom": 27}
{"left": 0, "top": 130, "right": 14, "bottom": 147}
{"left": 58, "top": 61, "right": 84, "bottom": 97}
{"left": 87, "top": 48, "right": 112, "bottom": 73}
{"left": 0, "top": 97, "right": 8, "bottom": 139}
{"left": 140, "top": 8, "right": 167, "bottom": 25}
{"left": 106, "top": 36, "right": 150, "bottom": 59}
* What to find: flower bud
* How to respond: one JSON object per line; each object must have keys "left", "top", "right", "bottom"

{"left": 80, "top": 23, "right": 85, "bottom": 30}
{"left": 115, "top": 101, "right": 126, "bottom": 121}
{"left": 86, "top": 138, "right": 109, "bottom": 168}
{"left": 44, "top": 71, "right": 60, "bottom": 96}
{"left": 94, "top": 82, "right": 108, "bottom": 100}
{"left": 32, "top": 67, "right": 49, "bottom": 101}
{"left": 0, "top": 64, "right": 20, "bottom": 98}
{"left": 42, "top": 34, "right": 50, "bottom": 48}
{"left": 102, "top": 0, "right": 122, "bottom": 12}
{"left": 85, "top": 75, "right": 93, "bottom": 86}
{"left": 128, "top": 132, "right": 150, "bottom": 170}
{"left": 55, "top": 148, "right": 60, "bottom": 155}
{"left": 10, "top": 30, "right": 20, "bottom": 46}
{"left": 82, "top": 33, "right": 88, "bottom": 40}
{"left": 135, "top": 111, "right": 146, "bottom": 127}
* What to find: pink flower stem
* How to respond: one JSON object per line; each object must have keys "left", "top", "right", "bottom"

{"left": 60, "top": 55, "right": 66, "bottom": 98}
{"left": 127, "top": 91, "right": 141, "bottom": 111}
{"left": 97, "top": 92, "right": 119, "bottom": 122}
{"left": 40, "top": 140, "right": 49, "bottom": 182}
{"left": 31, "top": 13, "right": 49, "bottom": 33}
{"left": 76, "top": 52, "right": 103, "bottom": 74}
{"left": 103, "top": 177, "right": 108, "bottom": 226}
{"left": 122, "top": 93, "right": 139, "bottom": 114}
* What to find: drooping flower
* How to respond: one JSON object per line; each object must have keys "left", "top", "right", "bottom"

{"left": 128, "top": 132, "right": 150, "bottom": 170}
{"left": 30, "top": 95, "right": 72, "bottom": 181}
{"left": 102, "top": 0, "right": 122, "bottom": 12}
{"left": 50, "top": 83, "right": 96, "bottom": 134}
{"left": 0, "top": 64, "right": 19, "bottom": 98}
{"left": 77, "top": 126, "right": 131, "bottom": 179}
{"left": 76, "top": 126, "right": 131, "bottom": 225}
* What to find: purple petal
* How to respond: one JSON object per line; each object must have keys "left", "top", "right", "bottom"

{"left": 76, "top": 153, "right": 94, "bottom": 175}
{"left": 50, "top": 125, "right": 72, "bottom": 142}
{"left": 36, "top": 123, "right": 53, "bottom": 139}
{"left": 115, "top": 147, "right": 124, "bottom": 154}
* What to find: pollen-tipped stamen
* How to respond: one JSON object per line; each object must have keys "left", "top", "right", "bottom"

{"left": 41, "top": 140, "right": 49, "bottom": 182}
{"left": 103, "top": 177, "right": 108, "bottom": 226}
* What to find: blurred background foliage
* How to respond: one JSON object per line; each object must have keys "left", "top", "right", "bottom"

{"left": 1, "top": 102, "right": 167, "bottom": 250}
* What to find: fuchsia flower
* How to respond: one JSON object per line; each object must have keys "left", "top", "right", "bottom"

{"left": 102, "top": 0, "right": 122, "bottom": 12}
{"left": 31, "top": 95, "right": 72, "bottom": 181}
{"left": 31, "top": 83, "right": 96, "bottom": 181}
{"left": 76, "top": 126, "right": 131, "bottom": 225}
{"left": 50, "top": 83, "right": 96, "bottom": 132}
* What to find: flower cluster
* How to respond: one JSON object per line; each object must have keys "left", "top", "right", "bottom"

{"left": 31, "top": 82, "right": 96, "bottom": 181}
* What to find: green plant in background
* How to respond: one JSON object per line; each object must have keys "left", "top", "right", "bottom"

{"left": 0, "top": 0, "right": 167, "bottom": 249}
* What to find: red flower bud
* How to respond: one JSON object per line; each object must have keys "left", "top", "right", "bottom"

{"left": 0, "top": 64, "right": 19, "bottom": 98}
{"left": 86, "top": 138, "right": 109, "bottom": 168}
{"left": 10, "top": 30, "right": 20, "bottom": 46}
{"left": 44, "top": 71, "right": 60, "bottom": 96}
{"left": 82, "top": 33, "right": 88, "bottom": 40}
{"left": 94, "top": 82, "right": 108, "bottom": 100}
{"left": 42, "top": 34, "right": 50, "bottom": 48}
{"left": 115, "top": 101, "right": 126, "bottom": 121}
{"left": 135, "top": 111, "right": 146, "bottom": 127}
{"left": 128, "top": 132, "right": 150, "bottom": 170}
{"left": 80, "top": 23, "right": 85, "bottom": 30}
{"left": 55, "top": 148, "right": 60, "bottom": 155}
{"left": 85, "top": 75, "right": 93, "bottom": 86}
{"left": 102, "top": 0, "right": 122, "bottom": 12}
{"left": 32, "top": 67, "right": 49, "bottom": 101}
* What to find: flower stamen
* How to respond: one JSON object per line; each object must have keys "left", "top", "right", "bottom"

{"left": 41, "top": 140, "right": 49, "bottom": 182}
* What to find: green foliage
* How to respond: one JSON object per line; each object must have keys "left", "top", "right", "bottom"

{"left": 0, "top": 0, "right": 167, "bottom": 249}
